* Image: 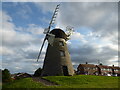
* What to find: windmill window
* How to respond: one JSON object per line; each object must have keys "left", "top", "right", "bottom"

{"left": 59, "top": 41, "right": 64, "bottom": 46}
{"left": 60, "top": 50, "right": 65, "bottom": 57}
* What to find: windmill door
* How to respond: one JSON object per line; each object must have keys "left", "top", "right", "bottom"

{"left": 62, "top": 66, "right": 69, "bottom": 76}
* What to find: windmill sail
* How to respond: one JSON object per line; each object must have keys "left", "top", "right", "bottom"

{"left": 37, "top": 38, "right": 46, "bottom": 62}
{"left": 48, "top": 4, "right": 60, "bottom": 30}
{"left": 43, "top": 28, "right": 49, "bottom": 34}
{"left": 47, "top": 33, "right": 55, "bottom": 46}
{"left": 37, "top": 4, "right": 60, "bottom": 62}
{"left": 65, "top": 26, "right": 74, "bottom": 40}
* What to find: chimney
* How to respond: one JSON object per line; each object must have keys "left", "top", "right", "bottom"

{"left": 86, "top": 62, "right": 88, "bottom": 64}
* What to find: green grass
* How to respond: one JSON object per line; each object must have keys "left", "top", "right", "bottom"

{"left": 2, "top": 75, "right": 119, "bottom": 88}
{"left": 0, "top": 82, "right": 2, "bottom": 89}
{"left": 43, "top": 75, "right": 119, "bottom": 88}
{"left": 2, "top": 78, "right": 47, "bottom": 88}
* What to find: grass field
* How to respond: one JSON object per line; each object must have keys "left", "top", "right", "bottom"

{"left": 2, "top": 75, "right": 119, "bottom": 88}
{"left": 0, "top": 82, "right": 2, "bottom": 90}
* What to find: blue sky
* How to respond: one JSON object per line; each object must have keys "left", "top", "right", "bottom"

{"left": 1, "top": 2, "right": 118, "bottom": 74}
{"left": 2, "top": 2, "right": 51, "bottom": 28}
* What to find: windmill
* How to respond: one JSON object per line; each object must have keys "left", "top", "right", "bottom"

{"left": 37, "top": 4, "right": 74, "bottom": 76}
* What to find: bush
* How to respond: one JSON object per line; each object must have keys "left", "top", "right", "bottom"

{"left": 33, "top": 68, "right": 42, "bottom": 77}
{"left": 2, "top": 69, "right": 12, "bottom": 83}
{"left": 0, "top": 69, "right": 2, "bottom": 83}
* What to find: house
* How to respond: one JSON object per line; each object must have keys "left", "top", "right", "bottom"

{"left": 77, "top": 62, "right": 98, "bottom": 75}
{"left": 11, "top": 73, "right": 32, "bottom": 80}
{"left": 97, "top": 65, "right": 113, "bottom": 76}
{"left": 77, "top": 62, "right": 120, "bottom": 76}
{"left": 16, "top": 73, "right": 32, "bottom": 78}
{"left": 111, "top": 65, "right": 120, "bottom": 76}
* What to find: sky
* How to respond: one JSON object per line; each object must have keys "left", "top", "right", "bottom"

{"left": 1, "top": 1, "right": 119, "bottom": 74}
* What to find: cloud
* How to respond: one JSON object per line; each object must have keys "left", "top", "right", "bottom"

{"left": 34, "top": 2, "right": 58, "bottom": 14}
{"left": 1, "top": 11, "right": 45, "bottom": 73}
{"left": 71, "top": 32, "right": 84, "bottom": 40}
{"left": 26, "top": 24, "right": 44, "bottom": 35}
{"left": 70, "top": 32, "right": 88, "bottom": 44}
{"left": 69, "top": 43, "right": 118, "bottom": 66}
{"left": 15, "top": 3, "right": 33, "bottom": 19}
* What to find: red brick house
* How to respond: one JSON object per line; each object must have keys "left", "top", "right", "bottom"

{"left": 97, "top": 65, "right": 113, "bottom": 76}
{"left": 77, "top": 63, "right": 98, "bottom": 75}
{"left": 11, "top": 73, "right": 32, "bottom": 80}
{"left": 77, "top": 63, "right": 120, "bottom": 76}
{"left": 111, "top": 65, "right": 120, "bottom": 76}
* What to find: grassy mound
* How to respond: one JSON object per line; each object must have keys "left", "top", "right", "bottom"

{"left": 43, "top": 75, "right": 119, "bottom": 88}
{"left": 2, "top": 78, "right": 46, "bottom": 88}
{"left": 3, "top": 75, "right": 119, "bottom": 88}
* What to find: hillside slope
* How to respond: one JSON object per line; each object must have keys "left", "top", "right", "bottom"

{"left": 3, "top": 75, "right": 119, "bottom": 88}
{"left": 44, "top": 75, "right": 119, "bottom": 88}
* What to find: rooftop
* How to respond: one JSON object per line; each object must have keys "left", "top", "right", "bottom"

{"left": 50, "top": 28, "right": 68, "bottom": 40}
{"left": 78, "top": 63, "right": 120, "bottom": 69}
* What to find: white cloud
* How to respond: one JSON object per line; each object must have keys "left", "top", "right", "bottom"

{"left": 15, "top": 66, "right": 22, "bottom": 70}
{"left": 107, "top": 56, "right": 118, "bottom": 66}
{"left": 27, "top": 24, "right": 44, "bottom": 35}
{"left": 72, "top": 32, "right": 84, "bottom": 40}
{"left": 1, "top": 46, "right": 15, "bottom": 55}
{"left": 16, "top": 3, "right": 32, "bottom": 19}
{"left": 71, "top": 32, "right": 88, "bottom": 43}
{"left": 1, "top": 10, "right": 45, "bottom": 73}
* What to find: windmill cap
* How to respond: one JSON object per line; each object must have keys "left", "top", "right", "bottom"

{"left": 50, "top": 28, "right": 68, "bottom": 40}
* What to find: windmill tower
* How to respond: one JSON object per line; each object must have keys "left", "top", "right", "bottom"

{"left": 37, "top": 4, "right": 74, "bottom": 76}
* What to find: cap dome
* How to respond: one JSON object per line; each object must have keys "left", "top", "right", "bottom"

{"left": 50, "top": 28, "right": 67, "bottom": 40}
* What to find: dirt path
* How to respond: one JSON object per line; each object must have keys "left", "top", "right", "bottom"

{"left": 32, "top": 77, "right": 59, "bottom": 86}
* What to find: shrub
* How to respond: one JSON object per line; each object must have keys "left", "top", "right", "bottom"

{"left": 2, "top": 69, "right": 12, "bottom": 83}
{"left": 33, "top": 68, "right": 42, "bottom": 77}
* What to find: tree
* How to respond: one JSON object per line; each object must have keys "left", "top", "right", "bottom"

{"left": 0, "top": 69, "right": 2, "bottom": 83}
{"left": 99, "top": 63, "right": 103, "bottom": 65}
{"left": 2, "top": 69, "right": 11, "bottom": 82}
{"left": 33, "top": 68, "right": 42, "bottom": 77}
